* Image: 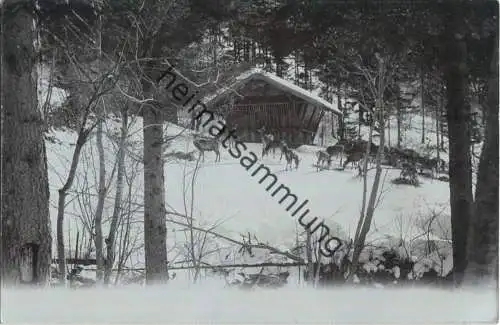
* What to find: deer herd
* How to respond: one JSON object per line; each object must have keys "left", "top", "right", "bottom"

{"left": 316, "top": 138, "right": 446, "bottom": 178}
{"left": 190, "top": 126, "right": 445, "bottom": 178}
{"left": 315, "top": 139, "right": 371, "bottom": 172}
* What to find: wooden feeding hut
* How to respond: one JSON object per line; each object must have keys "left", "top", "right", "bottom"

{"left": 205, "top": 69, "right": 342, "bottom": 147}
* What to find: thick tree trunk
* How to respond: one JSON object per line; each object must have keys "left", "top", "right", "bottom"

{"left": 441, "top": 8, "right": 474, "bottom": 285}
{"left": 464, "top": 34, "right": 499, "bottom": 287}
{"left": 1, "top": 0, "right": 51, "bottom": 285}
{"left": 142, "top": 81, "right": 169, "bottom": 285}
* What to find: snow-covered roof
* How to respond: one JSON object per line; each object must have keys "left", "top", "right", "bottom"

{"left": 205, "top": 69, "right": 342, "bottom": 115}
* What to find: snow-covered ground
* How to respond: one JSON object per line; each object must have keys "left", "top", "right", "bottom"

{"left": 2, "top": 285, "right": 498, "bottom": 323}
{"left": 45, "top": 115, "right": 453, "bottom": 276}
{"left": 2, "top": 67, "right": 494, "bottom": 325}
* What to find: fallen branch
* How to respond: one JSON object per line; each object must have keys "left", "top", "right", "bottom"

{"left": 166, "top": 211, "right": 304, "bottom": 263}
{"left": 81, "top": 261, "right": 306, "bottom": 272}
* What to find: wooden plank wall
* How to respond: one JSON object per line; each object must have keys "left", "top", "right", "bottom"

{"left": 227, "top": 103, "right": 323, "bottom": 146}
{"left": 223, "top": 80, "right": 331, "bottom": 146}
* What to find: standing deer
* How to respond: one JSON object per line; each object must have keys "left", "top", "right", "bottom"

{"left": 227, "top": 123, "right": 238, "bottom": 149}
{"left": 315, "top": 150, "right": 332, "bottom": 171}
{"left": 257, "top": 126, "right": 276, "bottom": 157}
{"left": 193, "top": 137, "right": 220, "bottom": 162}
{"left": 279, "top": 140, "right": 290, "bottom": 161}
{"left": 325, "top": 144, "right": 345, "bottom": 167}
{"left": 342, "top": 147, "right": 366, "bottom": 170}
{"left": 262, "top": 139, "right": 284, "bottom": 158}
{"left": 416, "top": 156, "right": 440, "bottom": 179}
{"left": 284, "top": 148, "right": 300, "bottom": 170}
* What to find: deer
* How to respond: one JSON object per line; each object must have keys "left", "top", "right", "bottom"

{"left": 416, "top": 156, "right": 440, "bottom": 179}
{"left": 257, "top": 126, "right": 276, "bottom": 157}
{"left": 400, "top": 161, "right": 419, "bottom": 185}
{"left": 262, "top": 137, "right": 289, "bottom": 159}
{"left": 342, "top": 147, "right": 366, "bottom": 171}
{"left": 279, "top": 140, "right": 291, "bottom": 161}
{"left": 226, "top": 123, "right": 238, "bottom": 149}
{"left": 315, "top": 150, "right": 332, "bottom": 171}
{"left": 342, "top": 138, "right": 379, "bottom": 170}
{"left": 284, "top": 148, "right": 300, "bottom": 170}
{"left": 325, "top": 144, "right": 345, "bottom": 167}
{"left": 193, "top": 137, "right": 220, "bottom": 162}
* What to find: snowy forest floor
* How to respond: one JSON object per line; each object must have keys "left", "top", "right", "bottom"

{"left": 46, "top": 117, "right": 455, "bottom": 275}
{"left": 5, "top": 111, "right": 493, "bottom": 324}
{"left": 2, "top": 284, "right": 498, "bottom": 323}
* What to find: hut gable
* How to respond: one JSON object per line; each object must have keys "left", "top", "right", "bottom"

{"left": 204, "top": 69, "right": 342, "bottom": 146}
{"left": 235, "top": 78, "right": 303, "bottom": 104}
{"left": 206, "top": 69, "right": 342, "bottom": 115}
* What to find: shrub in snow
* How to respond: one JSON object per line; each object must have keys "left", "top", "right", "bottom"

{"left": 437, "top": 175, "right": 449, "bottom": 182}
{"left": 303, "top": 259, "right": 349, "bottom": 286}
{"left": 391, "top": 177, "right": 420, "bottom": 187}
{"left": 392, "top": 161, "right": 420, "bottom": 186}
{"left": 164, "top": 150, "right": 196, "bottom": 161}
{"left": 228, "top": 270, "right": 290, "bottom": 289}
{"left": 301, "top": 245, "right": 452, "bottom": 289}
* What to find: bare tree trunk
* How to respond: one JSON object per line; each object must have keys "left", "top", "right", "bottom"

{"left": 104, "top": 106, "right": 128, "bottom": 285}
{"left": 442, "top": 7, "right": 474, "bottom": 285}
{"left": 337, "top": 91, "right": 345, "bottom": 140}
{"left": 353, "top": 122, "right": 373, "bottom": 246}
{"left": 56, "top": 128, "right": 92, "bottom": 284}
{"left": 184, "top": 156, "right": 201, "bottom": 283}
{"left": 350, "top": 56, "right": 387, "bottom": 277}
{"left": 358, "top": 108, "right": 362, "bottom": 138}
{"left": 436, "top": 99, "right": 441, "bottom": 165}
{"left": 251, "top": 41, "right": 256, "bottom": 64}
{"left": 421, "top": 69, "right": 425, "bottom": 144}
{"left": 94, "top": 115, "right": 106, "bottom": 283}
{"left": 142, "top": 81, "right": 169, "bottom": 284}
{"left": 212, "top": 26, "right": 218, "bottom": 66}
{"left": 313, "top": 242, "right": 322, "bottom": 287}
{"left": 440, "top": 117, "right": 446, "bottom": 151}
{"left": 294, "top": 52, "right": 299, "bottom": 84}
{"left": 53, "top": 56, "right": 104, "bottom": 283}
{"left": 275, "top": 54, "right": 284, "bottom": 78}
{"left": 92, "top": 9, "right": 105, "bottom": 285}
{"left": 396, "top": 92, "right": 402, "bottom": 149}
{"left": 387, "top": 116, "right": 391, "bottom": 148}
{"left": 464, "top": 34, "right": 499, "bottom": 286}
{"left": 1, "top": 0, "right": 51, "bottom": 285}
{"left": 440, "top": 85, "right": 446, "bottom": 152}
{"left": 305, "top": 229, "right": 313, "bottom": 283}
{"left": 351, "top": 106, "right": 386, "bottom": 277}
{"left": 114, "top": 171, "right": 135, "bottom": 286}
